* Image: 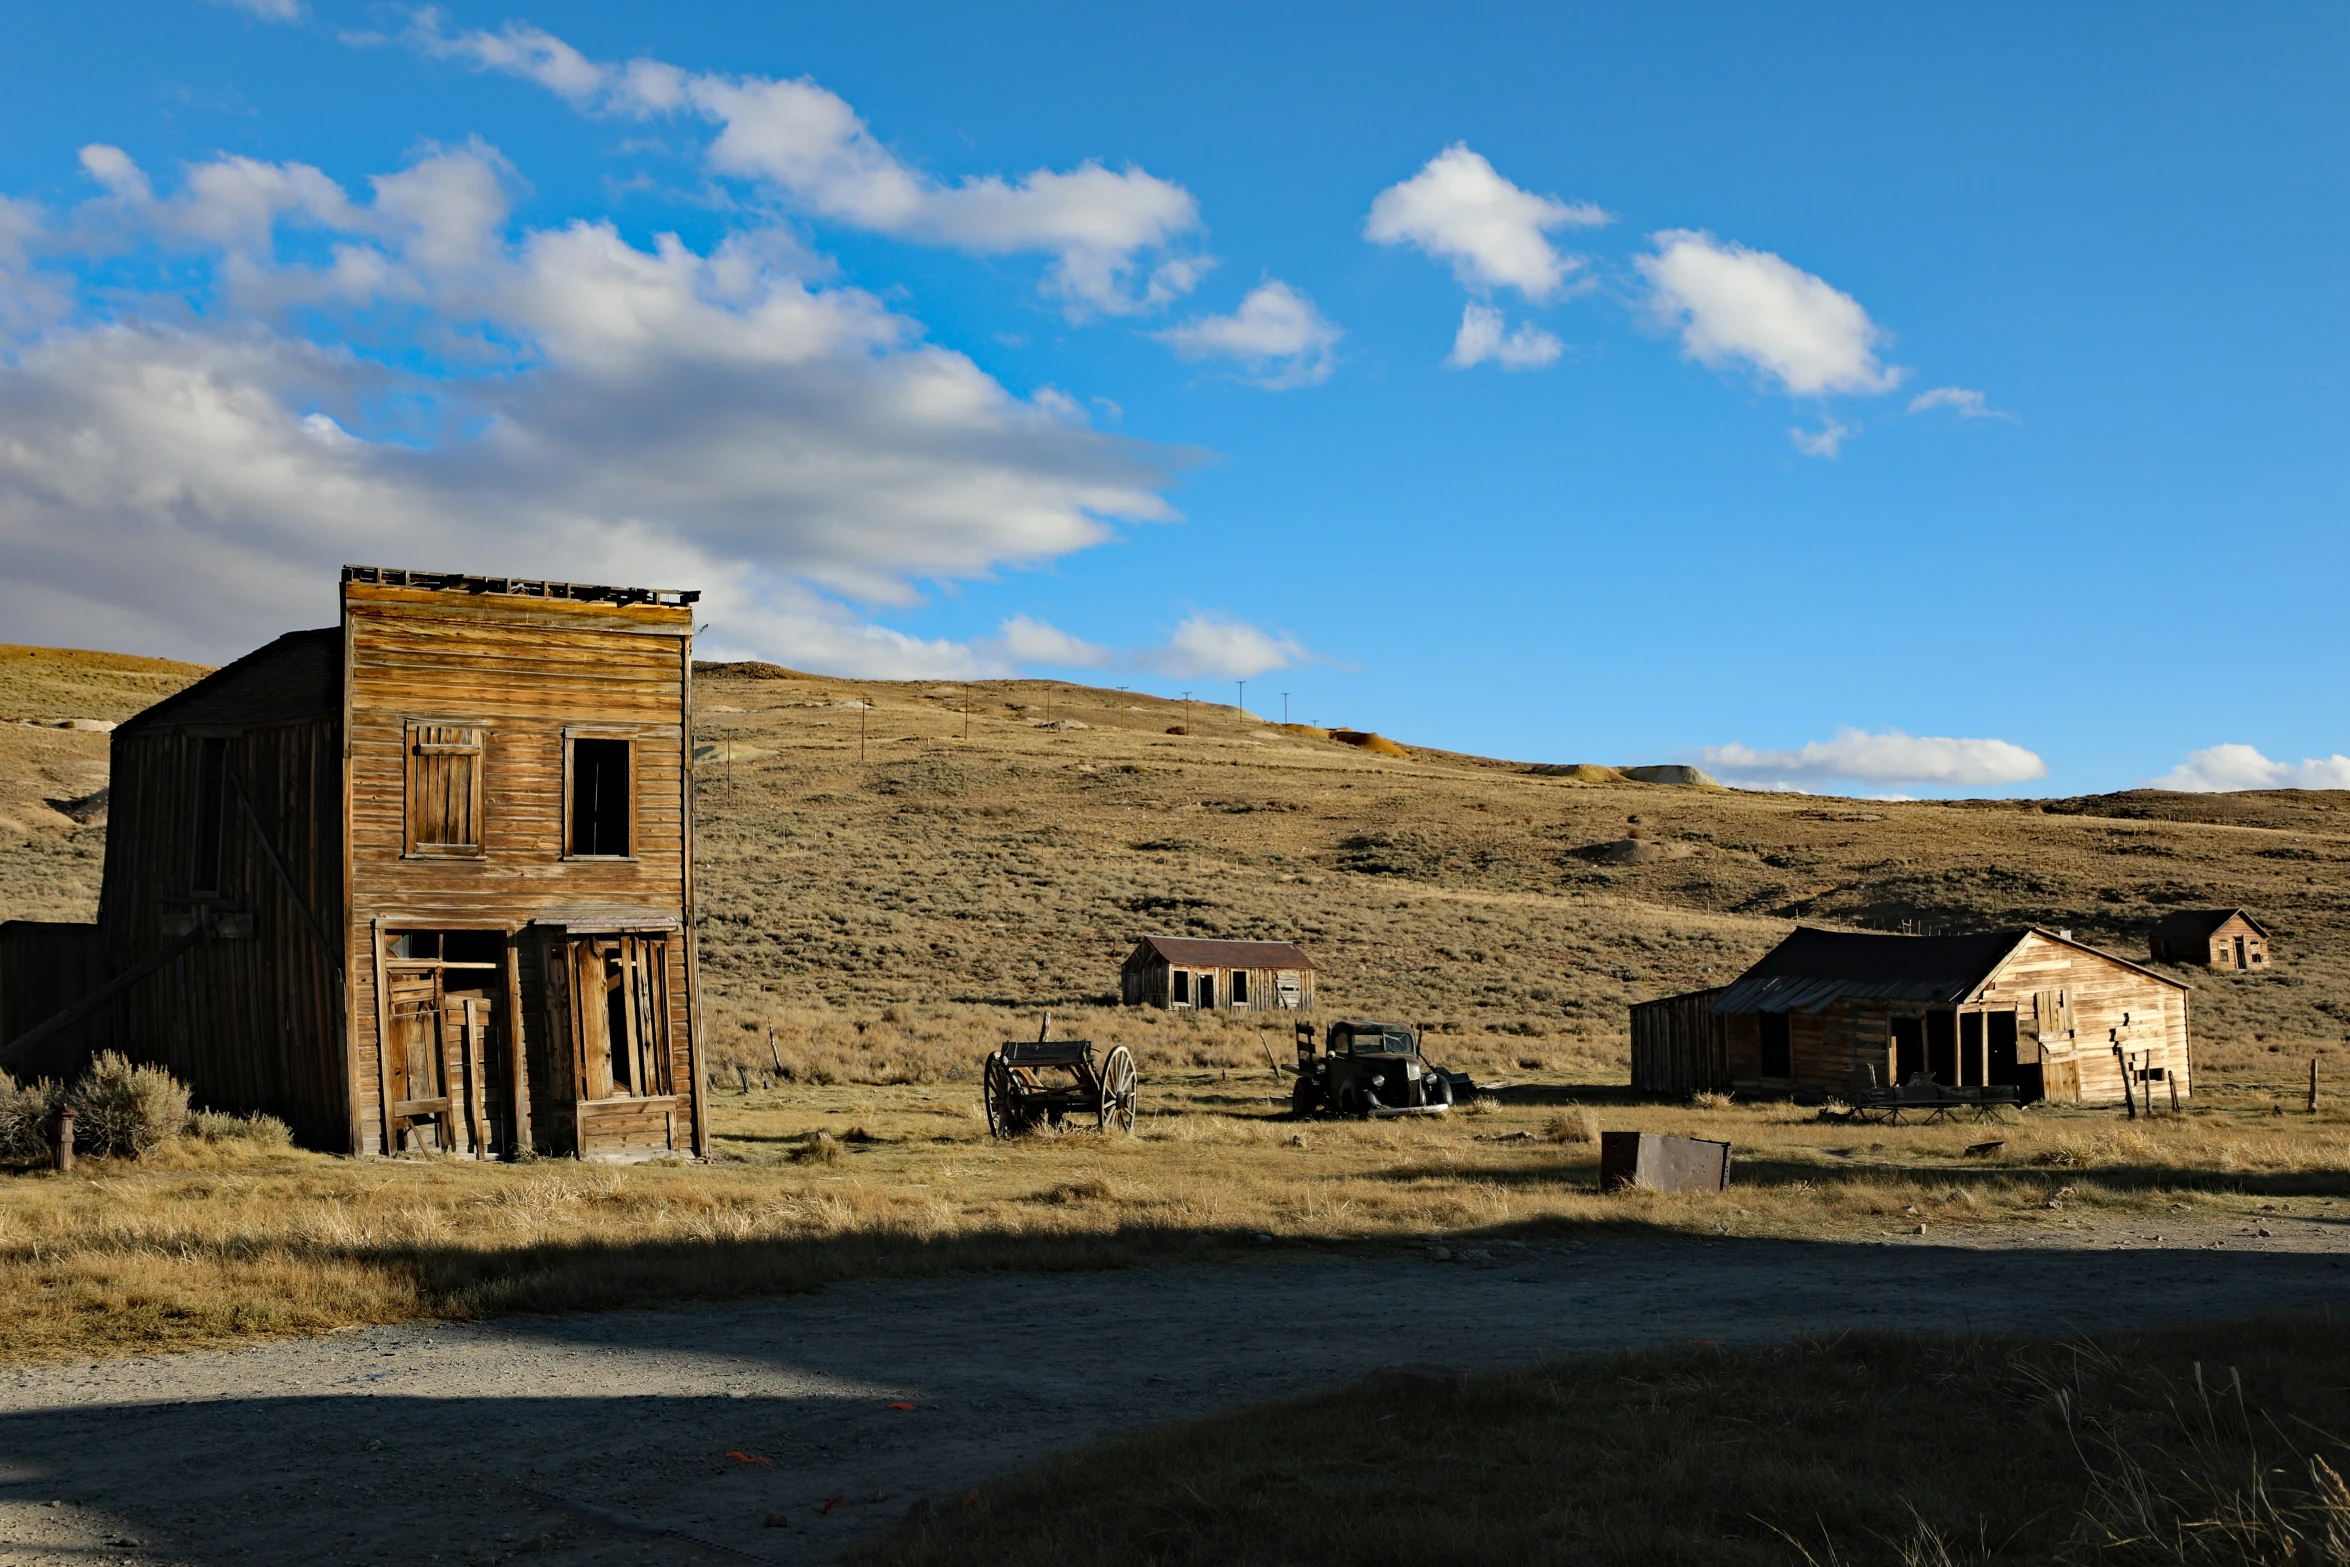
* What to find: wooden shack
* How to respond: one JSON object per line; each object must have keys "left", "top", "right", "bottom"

{"left": 2150, "top": 909, "right": 2271, "bottom": 970}
{"left": 1121, "top": 936, "right": 1316, "bottom": 1012}
{"left": 0, "top": 565, "right": 707, "bottom": 1161}
{"left": 1630, "top": 926, "right": 2190, "bottom": 1106}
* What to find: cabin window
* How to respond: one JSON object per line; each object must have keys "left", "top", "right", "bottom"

{"left": 192, "top": 736, "right": 227, "bottom": 894}
{"left": 1197, "top": 973, "right": 1217, "bottom": 1009}
{"left": 566, "top": 737, "right": 634, "bottom": 858}
{"left": 1172, "top": 969, "right": 1192, "bottom": 1005}
{"left": 1231, "top": 970, "right": 1250, "bottom": 1005}
{"left": 405, "top": 722, "right": 486, "bottom": 857}
{"left": 1276, "top": 970, "right": 1302, "bottom": 1008}
{"left": 1758, "top": 1012, "right": 1791, "bottom": 1077}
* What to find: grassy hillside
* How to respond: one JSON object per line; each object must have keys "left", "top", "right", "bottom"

{"left": 683, "top": 664, "right": 2348, "bottom": 1085}
{"left": 0, "top": 646, "right": 2341, "bottom": 1087}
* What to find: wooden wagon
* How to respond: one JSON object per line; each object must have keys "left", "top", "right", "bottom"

{"left": 983, "top": 1017, "right": 1138, "bottom": 1138}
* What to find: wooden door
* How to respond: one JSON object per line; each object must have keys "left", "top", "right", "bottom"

{"left": 386, "top": 969, "right": 447, "bottom": 1150}
{"left": 2235, "top": 936, "right": 2248, "bottom": 971}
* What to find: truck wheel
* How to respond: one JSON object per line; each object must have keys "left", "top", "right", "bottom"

{"left": 1337, "top": 1082, "right": 1372, "bottom": 1119}
{"left": 1290, "top": 1077, "right": 1322, "bottom": 1118}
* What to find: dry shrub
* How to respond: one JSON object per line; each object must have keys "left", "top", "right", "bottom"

{"left": 1543, "top": 1106, "right": 1600, "bottom": 1145}
{"left": 67, "top": 1052, "right": 189, "bottom": 1159}
{"left": 0, "top": 1073, "right": 63, "bottom": 1161}
{"left": 1690, "top": 1090, "right": 1732, "bottom": 1110}
{"left": 187, "top": 1108, "right": 294, "bottom": 1149}
{"left": 789, "top": 1133, "right": 843, "bottom": 1165}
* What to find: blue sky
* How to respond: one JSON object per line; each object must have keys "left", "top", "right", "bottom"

{"left": 0, "top": 2, "right": 2342, "bottom": 796}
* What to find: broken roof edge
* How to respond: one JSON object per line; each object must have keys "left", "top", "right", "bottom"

{"left": 114, "top": 627, "right": 340, "bottom": 737}
{"left": 1129, "top": 934, "right": 1318, "bottom": 970}
{"left": 1704, "top": 923, "right": 2185, "bottom": 1015}
{"left": 342, "top": 564, "right": 700, "bottom": 607}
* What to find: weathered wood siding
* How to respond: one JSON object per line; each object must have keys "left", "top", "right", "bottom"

{"left": 1123, "top": 956, "right": 1317, "bottom": 1013}
{"left": 96, "top": 717, "right": 350, "bottom": 1148}
{"left": 342, "top": 582, "right": 699, "bottom": 1158}
{"left": 1984, "top": 931, "right": 2189, "bottom": 1104}
{"left": 1629, "top": 987, "right": 1728, "bottom": 1094}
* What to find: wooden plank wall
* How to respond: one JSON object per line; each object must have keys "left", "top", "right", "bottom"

{"left": 342, "top": 584, "right": 698, "bottom": 1157}
{"left": 1123, "top": 958, "right": 1317, "bottom": 1013}
{"left": 1629, "top": 988, "right": 1728, "bottom": 1094}
{"left": 96, "top": 719, "right": 350, "bottom": 1147}
{"left": 1988, "top": 932, "right": 2190, "bottom": 1103}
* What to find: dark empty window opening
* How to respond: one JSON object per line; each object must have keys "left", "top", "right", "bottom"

{"left": 1926, "top": 1011, "right": 1958, "bottom": 1084}
{"left": 1758, "top": 1011, "right": 1792, "bottom": 1078}
{"left": 193, "top": 737, "right": 227, "bottom": 894}
{"left": 1171, "top": 969, "right": 1191, "bottom": 1005}
{"left": 1891, "top": 1015, "right": 1925, "bottom": 1083}
{"left": 570, "top": 738, "right": 633, "bottom": 857}
{"left": 1231, "top": 970, "right": 1249, "bottom": 1005}
{"left": 1197, "top": 973, "right": 1216, "bottom": 1010}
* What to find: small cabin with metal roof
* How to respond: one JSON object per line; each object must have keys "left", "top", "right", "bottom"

{"left": 1120, "top": 935, "right": 1316, "bottom": 1012}
{"left": 2150, "top": 909, "right": 2271, "bottom": 971}
{"left": 0, "top": 566, "right": 708, "bottom": 1161}
{"left": 1631, "top": 926, "right": 2190, "bottom": 1106}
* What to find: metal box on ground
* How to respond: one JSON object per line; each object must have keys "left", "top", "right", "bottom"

{"left": 1599, "top": 1131, "right": 1731, "bottom": 1193}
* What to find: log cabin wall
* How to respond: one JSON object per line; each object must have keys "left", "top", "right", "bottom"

{"left": 341, "top": 577, "right": 701, "bottom": 1160}
{"left": 1628, "top": 987, "right": 1729, "bottom": 1094}
{"left": 95, "top": 713, "right": 349, "bottom": 1148}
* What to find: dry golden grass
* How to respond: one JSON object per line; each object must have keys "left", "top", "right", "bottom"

{"left": 859, "top": 1317, "right": 2350, "bottom": 1566}
{"left": 2, "top": 649, "right": 2348, "bottom": 1365}
{"left": 5, "top": 1061, "right": 2348, "bottom": 1366}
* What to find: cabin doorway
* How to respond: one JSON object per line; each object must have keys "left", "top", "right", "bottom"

{"left": 2234, "top": 936, "right": 2248, "bottom": 970}
{"left": 1196, "top": 973, "right": 1216, "bottom": 1010}
{"left": 382, "top": 929, "right": 509, "bottom": 1157}
{"left": 563, "top": 932, "right": 683, "bottom": 1160}
{"left": 1891, "top": 1015, "right": 1925, "bottom": 1083}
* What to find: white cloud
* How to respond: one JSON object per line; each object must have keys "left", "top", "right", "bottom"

{"left": 0, "top": 145, "right": 1184, "bottom": 672}
{"left": 1908, "top": 385, "right": 2012, "bottom": 420}
{"left": 1638, "top": 229, "right": 1900, "bottom": 396}
{"left": 2153, "top": 744, "right": 2350, "bottom": 793}
{"left": 1158, "top": 280, "right": 1340, "bottom": 388}
{"left": 400, "top": 13, "right": 1205, "bottom": 317}
{"left": 1789, "top": 417, "right": 1851, "bottom": 458}
{"left": 1446, "top": 302, "right": 1561, "bottom": 371}
{"left": 983, "top": 614, "right": 1115, "bottom": 670}
{"left": 1697, "top": 728, "right": 2047, "bottom": 789}
{"left": 1365, "top": 144, "right": 1606, "bottom": 301}
{"left": 1141, "top": 613, "right": 1307, "bottom": 680}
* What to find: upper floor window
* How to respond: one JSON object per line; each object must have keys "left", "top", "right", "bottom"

{"left": 406, "top": 722, "right": 485, "bottom": 857}
{"left": 567, "top": 735, "right": 634, "bottom": 858}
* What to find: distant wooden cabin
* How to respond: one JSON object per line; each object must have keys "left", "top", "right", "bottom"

{"left": 1122, "top": 936, "right": 1316, "bottom": 1013}
{"left": 1631, "top": 926, "right": 2190, "bottom": 1106}
{"left": 0, "top": 566, "right": 707, "bottom": 1161}
{"left": 2150, "top": 909, "right": 2271, "bottom": 971}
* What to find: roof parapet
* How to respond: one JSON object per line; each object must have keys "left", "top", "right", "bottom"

{"left": 342, "top": 564, "right": 699, "bottom": 607}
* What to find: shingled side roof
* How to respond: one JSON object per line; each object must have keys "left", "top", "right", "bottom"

{"left": 114, "top": 629, "right": 340, "bottom": 736}
{"left": 1130, "top": 936, "right": 1316, "bottom": 971}
{"left": 2151, "top": 908, "right": 2269, "bottom": 942}
{"left": 1706, "top": 925, "right": 2182, "bottom": 1015}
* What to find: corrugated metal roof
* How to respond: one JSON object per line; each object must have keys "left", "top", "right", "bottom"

{"left": 1130, "top": 935, "right": 1316, "bottom": 971}
{"left": 1708, "top": 927, "right": 2029, "bottom": 1015}
{"left": 117, "top": 629, "right": 340, "bottom": 736}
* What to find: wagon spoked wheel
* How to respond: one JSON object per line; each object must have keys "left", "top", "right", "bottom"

{"left": 1097, "top": 1045, "right": 1139, "bottom": 1134}
{"left": 983, "top": 1054, "right": 1020, "bottom": 1140}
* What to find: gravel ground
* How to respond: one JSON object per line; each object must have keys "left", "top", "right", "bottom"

{"left": 4, "top": 1217, "right": 2347, "bottom": 1567}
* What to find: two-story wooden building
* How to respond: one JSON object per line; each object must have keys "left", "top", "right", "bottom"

{"left": 0, "top": 566, "right": 707, "bottom": 1160}
{"left": 1631, "top": 926, "right": 2190, "bottom": 1106}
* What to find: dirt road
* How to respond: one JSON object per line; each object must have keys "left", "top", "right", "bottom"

{"left": 5, "top": 1218, "right": 2347, "bottom": 1566}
